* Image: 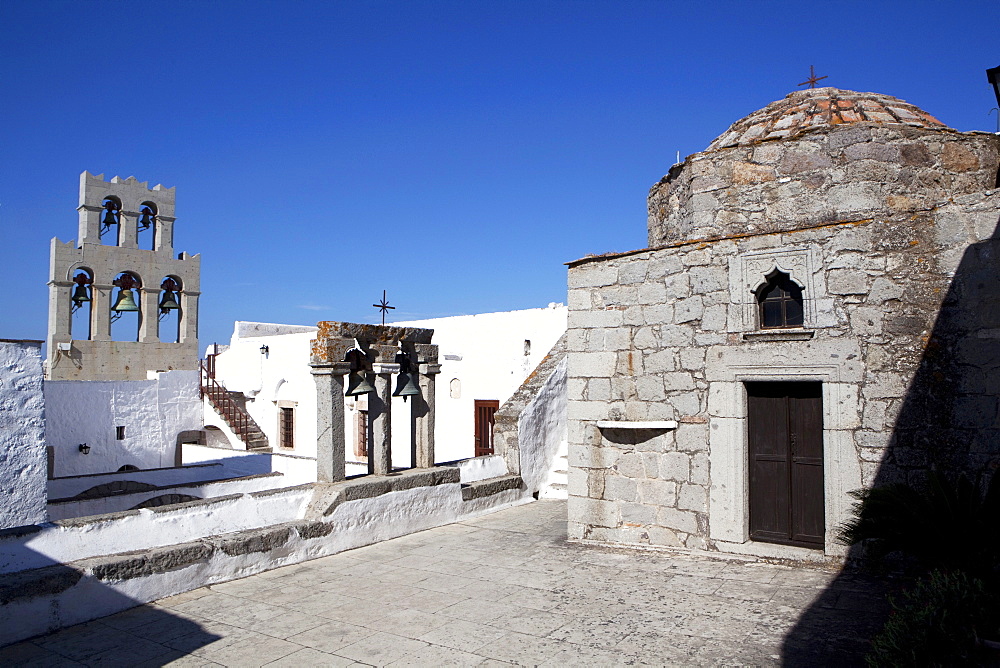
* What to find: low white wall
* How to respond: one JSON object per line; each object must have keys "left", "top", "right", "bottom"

{"left": 181, "top": 443, "right": 318, "bottom": 485}
{"left": 207, "top": 326, "right": 322, "bottom": 456}
{"left": 48, "top": 463, "right": 225, "bottom": 500}
{"left": 1, "top": 480, "right": 531, "bottom": 647}
{"left": 46, "top": 472, "right": 287, "bottom": 520}
{"left": 457, "top": 455, "right": 508, "bottom": 483}
{"left": 395, "top": 304, "right": 568, "bottom": 462}
{"left": 0, "top": 340, "right": 47, "bottom": 529}
{"left": 0, "top": 485, "right": 315, "bottom": 575}
{"left": 45, "top": 370, "right": 202, "bottom": 476}
{"left": 518, "top": 357, "right": 568, "bottom": 497}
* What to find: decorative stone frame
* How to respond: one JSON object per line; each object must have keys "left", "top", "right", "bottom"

{"left": 727, "top": 246, "right": 834, "bottom": 333}
{"left": 276, "top": 400, "right": 297, "bottom": 450}
{"left": 706, "top": 361, "right": 862, "bottom": 558}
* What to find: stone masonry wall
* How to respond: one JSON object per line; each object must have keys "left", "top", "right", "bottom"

{"left": 567, "top": 189, "right": 1000, "bottom": 551}
{"left": 647, "top": 124, "right": 999, "bottom": 247}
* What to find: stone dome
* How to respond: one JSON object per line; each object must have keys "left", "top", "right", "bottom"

{"left": 707, "top": 87, "right": 949, "bottom": 151}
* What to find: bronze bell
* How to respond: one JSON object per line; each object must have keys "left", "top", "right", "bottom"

{"left": 392, "top": 372, "right": 421, "bottom": 401}
{"left": 345, "top": 370, "right": 375, "bottom": 396}
{"left": 111, "top": 288, "right": 140, "bottom": 312}
{"left": 71, "top": 284, "right": 91, "bottom": 305}
{"left": 159, "top": 291, "right": 180, "bottom": 311}
{"left": 138, "top": 206, "right": 155, "bottom": 230}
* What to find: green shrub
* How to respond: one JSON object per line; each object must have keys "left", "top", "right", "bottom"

{"left": 838, "top": 471, "right": 1000, "bottom": 578}
{"left": 867, "top": 570, "right": 999, "bottom": 667}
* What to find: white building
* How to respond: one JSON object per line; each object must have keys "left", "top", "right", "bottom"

{"left": 204, "top": 305, "right": 567, "bottom": 472}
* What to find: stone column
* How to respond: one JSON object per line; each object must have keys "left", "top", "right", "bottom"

{"left": 180, "top": 291, "right": 200, "bottom": 345}
{"left": 312, "top": 363, "right": 350, "bottom": 482}
{"left": 414, "top": 363, "right": 441, "bottom": 468}
{"left": 369, "top": 363, "right": 396, "bottom": 476}
{"left": 118, "top": 211, "right": 138, "bottom": 249}
{"left": 92, "top": 282, "right": 112, "bottom": 342}
{"left": 139, "top": 287, "right": 159, "bottom": 343}
{"left": 156, "top": 216, "right": 176, "bottom": 255}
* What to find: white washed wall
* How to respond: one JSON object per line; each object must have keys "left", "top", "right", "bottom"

{"left": 395, "top": 304, "right": 567, "bottom": 462}
{"left": 0, "top": 340, "right": 48, "bottom": 528}
{"left": 45, "top": 370, "right": 202, "bottom": 476}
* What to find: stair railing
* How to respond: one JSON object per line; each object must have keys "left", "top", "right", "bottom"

{"left": 200, "top": 358, "right": 253, "bottom": 446}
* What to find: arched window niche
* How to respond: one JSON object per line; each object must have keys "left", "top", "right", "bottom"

{"left": 70, "top": 268, "right": 94, "bottom": 340}
{"left": 110, "top": 271, "right": 142, "bottom": 341}
{"left": 99, "top": 196, "right": 122, "bottom": 246}
{"left": 755, "top": 269, "right": 804, "bottom": 329}
{"left": 137, "top": 201, "right": 157, "bottom": 250}
{"left": 158, "top": 275, "right": 182, "bottom": 343}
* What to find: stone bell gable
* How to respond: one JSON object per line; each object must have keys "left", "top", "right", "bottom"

{"left": 567, "top": 86, "right": 1000, "bottom": 561}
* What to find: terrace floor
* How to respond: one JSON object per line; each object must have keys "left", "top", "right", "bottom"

{"left": 0, "top": 500, "right": 889, "bottom": 666}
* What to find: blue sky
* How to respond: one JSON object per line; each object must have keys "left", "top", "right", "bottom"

{"left": 2, "top": 0, "right": 998, "bottom": 349}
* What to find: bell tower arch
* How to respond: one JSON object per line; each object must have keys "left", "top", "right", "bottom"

{"left": 46, "top": 172, "right": 201, "bottom": 380}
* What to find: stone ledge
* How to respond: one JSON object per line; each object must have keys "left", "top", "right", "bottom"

{"left": 596, "top": 420, "right": 679, "bottom": 430}
{"left": 461, "top": 475, "right": 524, "bottom": 501}
{"left": 205, "top": 526, "right": 293, "bottom": 557}
{"left": 0, "top": 564, "right": 83, "bottom": 604}
{"left": 0, "top": 524, "right": 43, "bottom": 542}
{"left": 147, "top": 493, "right": 243, "bottom": 514}
{"left": 315, "top": 467, "right": 461, "bottom": 517}
{"left": 77, "top": 542, "right": 211, "bottom": 582}
{"left": 741, "top": 330, "right": 816, "bottom": 342}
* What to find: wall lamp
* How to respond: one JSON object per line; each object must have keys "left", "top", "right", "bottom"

{"left": 260, "top": 345, "right": 269, "bottom": 355}
{"left": 78, "top": 443, "right": 91, "bottom": 454}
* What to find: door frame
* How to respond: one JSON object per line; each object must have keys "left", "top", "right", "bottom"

{"left": 706, "top": 363, "right": 862, "bottom": 557}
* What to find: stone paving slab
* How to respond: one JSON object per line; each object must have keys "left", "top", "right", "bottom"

{"left": 0, "top": 500, "right": 891, "bottom": 666}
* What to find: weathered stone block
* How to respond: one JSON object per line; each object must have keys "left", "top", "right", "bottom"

{"left": 677, "top": 483, "right": 708, "bottom": 512}
{"left": 635, "top": 376, "right": 665, "bottom": 401}
{"left": 850, "top": 306, "right": 883, "bottom": 336}
{"left": 571, "top": 352, "right": 616, "bottom": 378}
{"left": 867, "top": 277, "right": 904, "bottom": 303}
{"left": 674, "top": 297, "right": 705, "bottom": 324}
{"left": 621, "top": 502, "right": 657, "bottom": 525}
{"left": 676, "top": 423, "right": 709, "bottom": 452}
{"left": 663, "top": 273, "right": 691, "bottom": 299}
{"left": 570, "top": 496, "right": 621, "bottom": 528}
{"left": 942, "top": 142, "right": 980, "bottom": 172}
{"left": 660, "top": 451, "right": 690, "bottom": 481}
{"left": 647, "top": 526, "right": 685, "bottom": 547}
{"left": 571, "top": 308, "right": 625, "bottom": 330}
{"left": 639, "top": 478, "right": 676, "bottom": 507}
{"left": 616, "top": 452, "right": 646, "bottom": 479}
{"left": 679, "top": 348, "right": 706, "bottom": 371}
{"left": 659, "top": 325, "right": 694, "bottom": 347}
{"left": 638, "top": 281, "right": 667, "bottom": 305}
{"left": 587, "top": 378, "right": 611, "bottom": 401}
{"left": 568, "top": 265, "right": 618, "bottom": 289}
{"left": 662, "top": 372, "right": 696, "bottom": 392}
{"left": 827, "top": 269, "right": 869, "bottom": 295}
{"left": 690, "top": 266, "right": 727, "bottom": 294}
{"left": 657, "top": 506, "right": 699, "bottom": 534}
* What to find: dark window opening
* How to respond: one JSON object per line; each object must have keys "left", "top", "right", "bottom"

{"left": 757, "top": 271, "right": 804, "bottom": 329}
{"left": 279, "top": 407, "right": 294, "bottom": 449}
{"left": 116, "top": 426, "right": 126, "bottom": 440}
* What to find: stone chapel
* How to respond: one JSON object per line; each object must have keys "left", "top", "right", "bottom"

{"left": 565, "top": 87, "right": 1000, "bottom": 561}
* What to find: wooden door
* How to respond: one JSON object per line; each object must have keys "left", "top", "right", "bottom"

{"left": 474, "top": 400, "right": 499, "bottom": 457}
{"left": 746, "top": 382, "right": 824, "bottom": 548}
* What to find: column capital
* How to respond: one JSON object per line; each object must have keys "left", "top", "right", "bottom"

{"left": 372, "top": 362, "right": 400, "bottom": 375}
{"left": 419, "top": 363, "right": 442, "bottom": 375}
{"left": 311, "top": 362, "right": 352, "bottom": 376}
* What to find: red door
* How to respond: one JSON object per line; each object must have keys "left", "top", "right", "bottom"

{"left": 474, "top": 400, "right": 499, "bottom": 457}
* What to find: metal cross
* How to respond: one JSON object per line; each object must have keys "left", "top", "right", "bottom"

{"left": 373, "top": 290, "right": 395, "bottom": 325}
{"left": 797, "top": 65, "right": 828, "bottom": 89}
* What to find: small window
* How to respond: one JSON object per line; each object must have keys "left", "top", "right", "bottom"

{"left": 116, "top": 426, "right": 126, "bottom": 440}
{"left": 279, "top": 407, "right": 294, "bottom": 449}
{"left": 757, "top": 270, "right": 804, "bottom": 329}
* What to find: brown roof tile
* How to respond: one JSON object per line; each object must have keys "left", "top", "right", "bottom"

{"left": 706, "top": 87, "right": 949, "bottom": 151}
